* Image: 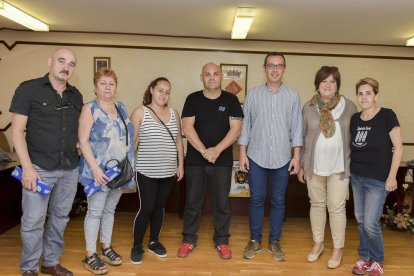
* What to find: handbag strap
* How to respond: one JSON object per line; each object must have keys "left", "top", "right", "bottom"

{"left": 104, "top": 158, "right": 120, "bottom": 171}
{"left": 114, "top": 103, "right": 129, "bottom": 146}
{"left": 145, "top": 105, "right": 176, "bottom": 143}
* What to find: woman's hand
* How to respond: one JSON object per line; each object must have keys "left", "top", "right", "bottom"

{"left": 385, "top": 177, "right": 397, "bottom": 192}
{"left": 91, "top": 166, "right": 110, "bottom": 185}
{"left": 297, "top": 168, "right": 307, "bottom": 184}
{"left": 177, "top": 165, "right": 184, "bottom": 181}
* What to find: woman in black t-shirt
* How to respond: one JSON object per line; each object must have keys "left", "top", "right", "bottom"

{"left": 350, "top": 77, "right": 403, "bottom": 276}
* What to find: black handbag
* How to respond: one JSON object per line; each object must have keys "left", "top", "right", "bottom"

{"left": 105, "top": 104, "right": 134, "bottom": 189}
{"left": 105, "top": 157, "right": 134, "bottom": 189}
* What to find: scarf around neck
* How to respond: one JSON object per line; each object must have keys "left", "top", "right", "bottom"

{"left": 310, "top": 93, "right": 341, "bottom": 138}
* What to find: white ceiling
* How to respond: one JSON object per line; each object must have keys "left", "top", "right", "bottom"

{"left": 1, "top": 0, "right": 414, "bottom": 46}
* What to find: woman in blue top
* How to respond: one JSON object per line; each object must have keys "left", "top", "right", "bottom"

{"left": 350, "top": 77, "right": 403, "bottom": 276}
{"left": 78, "top": 68, "right": 135, "bottom": 274}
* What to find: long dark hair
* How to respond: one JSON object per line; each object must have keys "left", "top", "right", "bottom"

{"left": 142, "top": 77, "right": 170, "bottom": 106}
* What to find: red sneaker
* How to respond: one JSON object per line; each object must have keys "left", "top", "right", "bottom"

{"left": 177, "top": 242, "right": 194, "bottom": 258}
{"left": 368, "top": 262, "right": 383, "bottom": 276}
{"left": 352, "top": 259, "right": 372, "bottom": 275}
{"left": 216, "top": 244, "right": 232, "bottom": 259}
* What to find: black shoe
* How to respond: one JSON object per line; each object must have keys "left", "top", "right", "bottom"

{"left": 130, "top": 246, "right": 144, "bottom": 265}
{"left": 148, "top": 241, "right": 167, "bottom": 257}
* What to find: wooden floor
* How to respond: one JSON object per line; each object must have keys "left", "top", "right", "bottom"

{"left": 1, "top": 212, "right": 413, "bottom": 275}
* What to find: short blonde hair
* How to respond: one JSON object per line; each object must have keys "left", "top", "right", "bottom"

{"left": 355, "top": 77, "right": 379, "bottom": 95}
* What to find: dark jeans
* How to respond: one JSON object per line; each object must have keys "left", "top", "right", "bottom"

{"left": 133, "top": 172, "right": 176, "bottom": 247}
{"left": 182, "top": 165, "right": 232, "bottom": 246}
{"left": 248, "top": 159, "right": 289, "bottom": 242}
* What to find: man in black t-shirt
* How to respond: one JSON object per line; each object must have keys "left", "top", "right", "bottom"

{"left": 10, "top": 48, "right": 83, "bottom": 276}
{"left": 177, "top": 62, "right": 243, "bottom": 260}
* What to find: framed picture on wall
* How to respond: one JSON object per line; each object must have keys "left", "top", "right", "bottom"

{"left": 229, "top": 161, "right": 250, "bottom": 197}
{"left": 220, "top": 64, "right": 248, "bottom": 103}
{"left": 94, "top": 57, "right": 111, "bottom": 72}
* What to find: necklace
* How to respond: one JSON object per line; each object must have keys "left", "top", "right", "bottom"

{"left": 105, "top": 107, "right": 116, "bottom": 114}
{"left": 98, "top": 100, "right": 116, "bottom": 115}
{"left": 361, "top": 107, "right": 379, "bottom": 120}
{"left": 147, "top": 104, "right": 170, "bottom": 123}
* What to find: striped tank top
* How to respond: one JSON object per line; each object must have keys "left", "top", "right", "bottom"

{"left": 135, "top": 107, "right": 178, "bottom": 178}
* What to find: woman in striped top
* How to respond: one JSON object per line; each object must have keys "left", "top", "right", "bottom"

{"left": 129, "top": 77, "right": 184, "bottom": 265}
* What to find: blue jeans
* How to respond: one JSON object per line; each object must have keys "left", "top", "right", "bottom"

{"left": 248, "top": 159, "right": 289, "bottom": 242}
{"left": 351, "top": 174, "right": 388, "bottom": 263}
{"left": 182, "top": 165, "right": 232, "bottom": 246}
{"left": 84, "top": 186, "right": 123, "bottom": 253}
{"left": 20, "top": 165, "right": 78, "bottom": 272}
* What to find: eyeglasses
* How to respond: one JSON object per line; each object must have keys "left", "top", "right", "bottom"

{"left": 55, "top": 101, "right": 74, "bottom": 110}
{"left": 265, "top": 63, "right": 285, "bottom": 70}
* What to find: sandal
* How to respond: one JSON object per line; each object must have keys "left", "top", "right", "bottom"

{"left": 101, "top": 246, "right": 123, "bottom": 266}
{"left": 82, "top": 253, "right": 108, "bottom": 275}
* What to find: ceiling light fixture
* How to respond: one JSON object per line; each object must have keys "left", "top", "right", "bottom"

{"left": 406, "top": 37, "right": 414, "bottom": 46}
{"left": 0, "top": 0, "right": 49, "bottom": 31}
{"left": 231, "top": 7, "right": 255, "bottom": 39}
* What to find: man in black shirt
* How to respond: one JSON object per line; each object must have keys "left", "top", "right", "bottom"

{"left": 177, "top": 62, "right": 243, "bottom": 259}
{"left": 10, "top": 48, "right": 83, "bottom": 276}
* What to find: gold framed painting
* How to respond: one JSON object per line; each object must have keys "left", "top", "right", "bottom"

{"left": 94, "top": 57, "right": 111, "bottom": 72}
{"left": 229, "top": 161, "right": 250, "bottom": 197}
{"left": 220, "top": 64, "right": 248, "bottom": 103}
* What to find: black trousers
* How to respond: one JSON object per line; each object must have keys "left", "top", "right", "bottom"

{"left": 133, "top": 172, "right": 176, "bottom": 247}
{"left": 182, "top": 165, "right": 232, "bottom": 246}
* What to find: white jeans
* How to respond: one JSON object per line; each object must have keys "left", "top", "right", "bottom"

{"left": 307, "top": 173, "right": 349, "bottom": 248}
{"left": 84, "top": 187, "right": 123, "bottom": 253}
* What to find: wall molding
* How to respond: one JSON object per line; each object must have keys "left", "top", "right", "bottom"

{"left": 0, "top": 27, "right": 410, "bottom": 49}
{"left": 1, "top": 40, "right": 414, "bottom": 61}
